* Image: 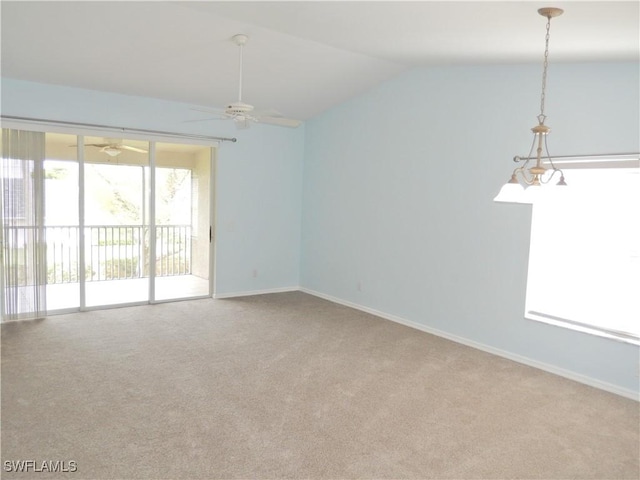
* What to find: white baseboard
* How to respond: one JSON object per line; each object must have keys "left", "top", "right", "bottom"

{"left": 214, "top": 286, "right": 299, "bottom": 299}
{"left": 300, "top": 288, "right": 639, "bottom": 401}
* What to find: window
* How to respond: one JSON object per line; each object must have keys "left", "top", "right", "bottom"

{"left": 526, "top": 160, "right": 639, "bottom": 344}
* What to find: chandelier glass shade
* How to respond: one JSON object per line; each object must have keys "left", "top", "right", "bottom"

{"left": 494, "top": 7, "right": 566, "bottom": 204}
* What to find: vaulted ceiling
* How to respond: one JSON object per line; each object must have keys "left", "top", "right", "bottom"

{"left": 2, "top": 1, "right": 638, "bottom": 121}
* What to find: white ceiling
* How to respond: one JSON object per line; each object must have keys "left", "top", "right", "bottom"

{"left": 1, "top": 1, "right": 638, "bottom": 121}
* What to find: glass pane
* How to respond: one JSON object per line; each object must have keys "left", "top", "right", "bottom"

{"left": 526, "top": 168, "right": 640, "bottom": 337}
{"left": 44, "top": 133, "right": 79, "bottom": 311}
{"left": 154, "top": 142, "right": 211, "bottom": 300}
{"left": 84, "top": 136, "right": 149, "bottom": 307}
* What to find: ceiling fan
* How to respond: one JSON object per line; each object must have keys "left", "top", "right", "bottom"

{"left": 189, "top": 34, "right": 302, "bottom": 129}
{"left": 71, "top": 139, "right": 148, "bottom": 157}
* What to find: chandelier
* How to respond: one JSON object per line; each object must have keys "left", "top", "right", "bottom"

{"left": 494, "top": 7, "right": 566, "bottom": 204}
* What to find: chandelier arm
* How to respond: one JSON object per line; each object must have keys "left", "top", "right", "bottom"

{"left": 543, "top": 134, "right": 558, "bottom": 170}
{"left": 540, "top": 168, "right": 562, "bottom": 184}
{"left": 540, "top": 133, "right": 566, "bottom": 183}
{"left": 527, "top": 134, "right": 538, "bottom": 157}
{"left": 540, "top": 170, "right": 557, "bottom": 185}
{"left": 515, "top": 164, "right": 535, "bottom": 185}
{"left": 525, "top": 134, "right": 538, "bottom": 171}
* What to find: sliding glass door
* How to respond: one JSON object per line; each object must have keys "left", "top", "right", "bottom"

{"left": 44, "top": 133, "right": 80, "bottom": 311}
{"left": 1, "top": 129, "right": 215, "bottom": 319}
{"left": 83, "top": 136, "right": 150, "bottom": 307}
{"left": 154, "top": 142, "right": 212, "bottom": 301}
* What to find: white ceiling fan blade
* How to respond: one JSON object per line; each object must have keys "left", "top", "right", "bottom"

{"left": 185, "top": 107, "right": 231, "bottom": 122}
{"left": 256, "top": 116, "right": 302, "bottom": 128}
{"left": 183, "top": 117, "right": 224, "bottom": 123}
{"left": 190, "top": 106, "right": 225, "bottom": 115}
{"left": 119, "top": 145, "right": 148, "bottom": 154}
{"left": 251, "top": 108, "right": 301, "bottom": 128}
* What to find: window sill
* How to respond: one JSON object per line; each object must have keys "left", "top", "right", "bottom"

{"left": 526, "top": 311, "right": 640, "bottom": 346}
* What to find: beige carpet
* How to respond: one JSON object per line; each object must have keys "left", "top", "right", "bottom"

{"left": 2, "top": 291, "right": 638, "bottom": 479}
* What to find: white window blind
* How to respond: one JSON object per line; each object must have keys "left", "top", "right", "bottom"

{"left": 1, "top": 129, "right": 48, "bottom": 321}
{"left": 526, "top": 165, "right": 639, "bottom": 344}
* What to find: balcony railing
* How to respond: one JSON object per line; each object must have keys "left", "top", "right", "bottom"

{"left": 4, "top": 225, "right": 192, "bottom": 285}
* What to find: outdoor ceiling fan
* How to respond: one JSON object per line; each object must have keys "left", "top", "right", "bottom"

{"left": 189, "top": 34, "right": 302, "bottom": 129}
{"left": 71, "top": 139, "right": 148, "bottom": 157}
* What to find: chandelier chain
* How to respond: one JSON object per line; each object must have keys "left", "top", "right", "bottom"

{"left": 539, "top": 15, "right": 552, "bottom": 122}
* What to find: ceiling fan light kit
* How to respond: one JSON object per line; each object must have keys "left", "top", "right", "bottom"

{"left": 102, "top": 146, "right": 122, "bottom": 157}
{"left": 494, "top": 7, "right": 566, "bottom": 204}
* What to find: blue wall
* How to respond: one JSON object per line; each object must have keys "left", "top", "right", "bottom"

{"left": 3, "top": 61, "right": 639, "bottom": 396}
{"left": 215, "top": 124, "right": 303, "bottom": 294}
{"left": 1, "top": 79, "right": 304, "bottom": 296}
{"left": 301, "top": 62, "right": 640, "bottom": 395}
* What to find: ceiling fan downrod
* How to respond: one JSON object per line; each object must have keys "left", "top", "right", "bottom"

{"left": 232, "top": 34, "right": 249, "bottom": 103}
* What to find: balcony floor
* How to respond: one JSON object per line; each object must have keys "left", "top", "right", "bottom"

{"left": 46, "top": 274, "right": 210, "bottom": 311}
